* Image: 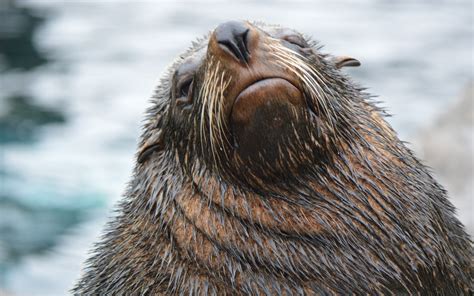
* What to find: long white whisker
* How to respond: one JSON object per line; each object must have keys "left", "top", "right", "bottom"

{"left": 267, "top": 42, "right": 337, "bottom": 131}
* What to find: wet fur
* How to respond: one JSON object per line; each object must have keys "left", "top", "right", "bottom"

{"left": 73, "top": 23, "right": 473, "bottom": 295}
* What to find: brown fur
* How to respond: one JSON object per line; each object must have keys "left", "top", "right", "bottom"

{"left": 74, "top": 22, "right": 473, "bottom": 295}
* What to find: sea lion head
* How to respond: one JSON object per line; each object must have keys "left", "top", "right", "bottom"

{"left": 139, "top": 20, "right": 365, "bottom": 189}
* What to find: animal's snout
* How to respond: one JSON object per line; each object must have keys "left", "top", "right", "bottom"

{"left": 214, "top": 21, "right": 251, "bottom": 64}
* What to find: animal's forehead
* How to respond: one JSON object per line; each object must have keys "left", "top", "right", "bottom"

{"left": 256, "top": 23, "right": 302, "bottom": 37}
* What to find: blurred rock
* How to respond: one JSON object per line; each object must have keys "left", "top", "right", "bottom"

{"left": 0, "top": 195, "right": 85, "bottom": 269}
{"left": 0, "top": 289, "right": 14, "bottom": 296}
{"left": 0, "top": 0, "right": 47, "bottom": 71}
{"left": 417, "top": 82, "right": 473, "bottom": 235}
{"left": 0, "top": 192, "right": 103, "bottom": 294}
{"left": 0, "top": 95, "right": 66, "bottom": 143}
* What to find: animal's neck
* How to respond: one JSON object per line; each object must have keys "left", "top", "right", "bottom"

{"left": 161, "top": 175, "right": 334, "bottom": 293}
{"left": 79, "top": 129, "right": 470, "bottom": 295}
{"left": 141, "top": 137, "right": 439, "bottom": 293}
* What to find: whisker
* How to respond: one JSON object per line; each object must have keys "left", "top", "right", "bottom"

{"left": 267, "top": 42, "right": 338, "bottom": 132}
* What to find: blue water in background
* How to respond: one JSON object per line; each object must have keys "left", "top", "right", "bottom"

{"left": 0, "top": 1, "right": 472, "bottom": 295}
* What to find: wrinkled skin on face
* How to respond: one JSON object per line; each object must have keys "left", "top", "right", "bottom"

{"left": 74, "top": 21, "right": 473, "bottom": 295}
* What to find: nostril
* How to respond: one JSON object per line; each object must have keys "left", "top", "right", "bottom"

{"left": 215, "top": 21, "right": 251, "bottom": 64}
{"left": 238, "top": 28, "right": 250, "bottom": 55}
{"left": 218, "top": 36, "right": 249, "bottom": 63}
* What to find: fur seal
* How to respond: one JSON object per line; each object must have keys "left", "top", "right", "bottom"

{"left": 74, "top": 21, "right": 473, "bottom": 295}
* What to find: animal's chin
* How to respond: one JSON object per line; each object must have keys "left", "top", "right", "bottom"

{"left": 230, "top": 78, "right": 304, "bottom": 122}
{"left": 229, "top": 77, "right": 306, "bottom": 160}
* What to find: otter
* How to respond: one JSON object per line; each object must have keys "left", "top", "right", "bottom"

{"left": 73, "top": 21, "right": 473, "bottom": 295}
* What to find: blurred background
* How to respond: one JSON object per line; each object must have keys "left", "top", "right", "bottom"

{"left": 0, "top": 0, "right": 472, "bottom": 295}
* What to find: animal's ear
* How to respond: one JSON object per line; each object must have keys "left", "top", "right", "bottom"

{"left": 333, "top": 56, "right": 361, "bottom": 69}
{"left": 137, "top": 130, "right": 164, "bottom": 164}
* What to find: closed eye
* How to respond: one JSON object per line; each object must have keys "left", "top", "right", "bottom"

{"left": 281, "top": 35, "right": 307, "bottom": 48}
{"left": 177, "top": 78, "right": 193, "bottom": 97}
